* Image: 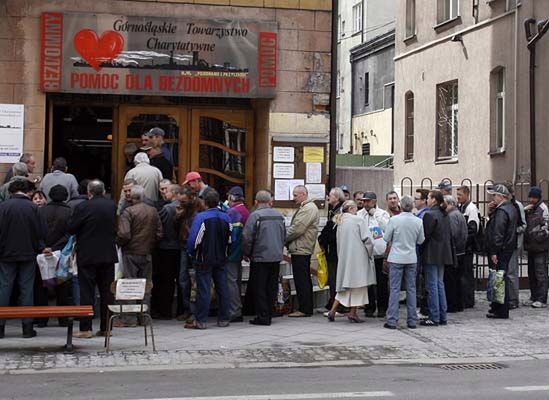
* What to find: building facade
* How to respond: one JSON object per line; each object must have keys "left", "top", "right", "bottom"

{"left": 394, "top": 0, "right": 549, "bottom": 191}
{"left": 0, "top": 0, "right": 332, "bottom": 204}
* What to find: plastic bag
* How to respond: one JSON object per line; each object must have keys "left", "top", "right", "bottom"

{"left": 36, "top": 251, "right": 61, "bottom": 288}
{"left": 114, "top": 246, "right": 124, "bottom": 280}
{"left": 57, "top": 236, "right": 76, "bottom": 284}
{"left": 316, "top": 251, "right": 328, "bottom": 289}
{"left": 487, "top": 269, "right": 505, "bottom": 304}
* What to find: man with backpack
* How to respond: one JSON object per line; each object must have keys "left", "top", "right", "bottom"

{"left": 524, "top": 187, "right": 549, "bottom": 309}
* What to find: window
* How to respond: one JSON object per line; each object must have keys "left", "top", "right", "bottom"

{"left": 437, "top": 0, "right": 459, "bottom": 23}
{"left": 506, "top": 0, "right": 517, "bottom": 11}
{"left": 436, "top": 80, "right": 458, "bottom": 160}
{"left": 492, "top": 68, "right": 505, "bottom": 152}
{"left": 405, "top": 91, "right": 414, "bottom": 160}
{"left": 406, "top": 0, "right": 416, "bottom": 37}
{"left": 336, "top": 70, "right": 341, "bottom": 98}
{"left": 384, "top": 83, "right": 394, "bottom": 110}
{"left": 338, "top": 15, "right": 342, "bottom": 40}
{"left": 362, "top": 142, "right": 371, "bottom": 156}
{"left": 364, "top": 72, "right": 369, "bottom": 106}
{"left": 352, "top": 3, "right": 363, "bottom": 34}
{"left": 340, "top": 18, "right": 346, "bottom": 39}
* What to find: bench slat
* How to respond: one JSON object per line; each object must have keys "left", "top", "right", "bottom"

{"left": 0, "top": 306, "right": 93, "bottom": 319}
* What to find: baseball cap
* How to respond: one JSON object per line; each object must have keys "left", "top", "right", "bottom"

{"left": 487, "top": 184, "right": 509, "bottom": 196}
{"left": 528, "top": 186, "right": 542, "bottom": 199}
{"left": 228, "top": 186, "right": 244, "bottom": 197}
{"left": 437, "top": 181, "right": 452, "bottom": 191}
{"left": 183, "top": 171, "right": 202, "bottom": 185}
{"left": 144, "top": 127, "right": 165, "bottom": 137}
{"left": 140, "top": 145, "right": 152, "bottom": 151}
{"left": 340, "top": 185, "right": 350, "bottom": 193}
{"left": 362, "top": 191, "right": 377, "bottom": 200}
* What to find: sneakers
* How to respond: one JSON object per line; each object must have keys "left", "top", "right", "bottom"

{"left": 531, "top": 301, "right": 547, "bottom": 308}
{"left": 74, "top": 330, "right": 93, "bottom": 339}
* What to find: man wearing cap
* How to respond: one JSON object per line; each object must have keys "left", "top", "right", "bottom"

{"left": 122, "top": 153, "right": 163, "bottom": 202}
{"left": 225, "top": 186, "right": 250, "bottom": 322}
{"left": 142, "top": 127, "right": 174, "bottom": 165}
{"left": 524, "top": 186, "right": 549, "bottom": 308}
{"left": 485, "top": 184, "right": 519, "bottom": 319}
{"left": 437, "top": 181, "right": 452, "bottom": 196}
{"left": 358, "top": 192, "right": 389, "bottom": 318}
{"left": 340, "top": 186, "right": 351, "bottom": 201}
{"left": 141, "top": 140, "right": 173, "bottom": 181}
{"left": 183, "top": 171, "right": 213, "bottom": 200}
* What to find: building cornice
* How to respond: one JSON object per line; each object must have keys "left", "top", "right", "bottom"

{"left": 350, "top": 29, "right": 395, "bottom": 63}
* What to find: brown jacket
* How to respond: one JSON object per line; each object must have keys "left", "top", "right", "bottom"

{"left": 117, "top": 201, "right": 163, "bottom": 255}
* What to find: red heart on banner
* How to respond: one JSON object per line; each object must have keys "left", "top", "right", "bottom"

{"left": 73, "top": 29, "right": 124, "bottom": 71}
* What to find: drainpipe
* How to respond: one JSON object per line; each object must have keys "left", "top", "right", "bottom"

{"left": 329, "top": 0, "right": 339, "bottom": 190}
{"left": 525, "top": 18, "right": 549, "bottom": 185}
{"left": 512, "top": 7, "right": 518, "bottom": 184}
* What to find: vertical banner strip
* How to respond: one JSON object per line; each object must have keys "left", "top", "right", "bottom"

{"left": 40, "top": 12, "right": 63, "bottom": 91}
{"left": 258, "top": 32, "right": 277, "bottom": 88}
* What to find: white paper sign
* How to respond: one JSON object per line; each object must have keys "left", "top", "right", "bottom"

{"left": 274, "top": 179, "right": 290, "bottom": 201}
{"left": 0, "top": 104, "right": 24, "bottom": 163}
{"left": 306, "top": 162, "right": 322, "bottom": 183}
{"left": 306, "top": 184, "right": 326, "bottom": 201}
{"left": 273, "top": 147, "right": 294, "bottom": 162}
{"left": 273, "top": 163, "right": 294, "bottom": 179}
{"left": 289, "top": 179, "right": 305, "bottom": 196}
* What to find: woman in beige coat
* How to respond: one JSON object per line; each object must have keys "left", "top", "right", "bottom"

{"left": 327, "top": 200, "right": 376, "bottom": 323}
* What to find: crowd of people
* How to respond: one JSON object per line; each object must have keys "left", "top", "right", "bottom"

{"left": 0, "top": 138, "right": 548, "bottom": 339}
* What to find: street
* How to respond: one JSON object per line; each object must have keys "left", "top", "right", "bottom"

{"left": 2, "top": 360, "right": 549, "bottom": 400}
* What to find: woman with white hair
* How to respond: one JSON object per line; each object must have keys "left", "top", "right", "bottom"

{"left": 327, "top": 200, "right": 376, "bottom": 323}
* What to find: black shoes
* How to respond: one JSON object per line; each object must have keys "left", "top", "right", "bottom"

{"left": 0, "top": 325, "right": 4, "bottom": 339}
{"left": 383, "top": 323, "right": 396, "bottom": 330}
{"left": 249, "top": 319, "right": 270, "bottom": 326}
{"left": 230, "top": 316, "right": 244, "bottom": 323}
{"left": 22, "top": 324, "right": 37, "bottom": 339}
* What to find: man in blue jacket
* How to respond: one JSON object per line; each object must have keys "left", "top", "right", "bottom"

{"left": 186, "top": 189, "right": 233, "bottom": 329}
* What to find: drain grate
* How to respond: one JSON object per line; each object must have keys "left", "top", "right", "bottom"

{"left": 438, "top": 363, "right": 506, "bottom": 371}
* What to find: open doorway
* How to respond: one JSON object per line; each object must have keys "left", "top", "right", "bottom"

{"left": 51, "top": 105, "right": 113, "bottom": 192}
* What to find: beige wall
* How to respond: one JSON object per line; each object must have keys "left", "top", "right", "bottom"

{"left": 352, "top": 109, "right": 392, "bottom": 155}
{"left": 0, "top": 0, "right": 331, "bottom": 185}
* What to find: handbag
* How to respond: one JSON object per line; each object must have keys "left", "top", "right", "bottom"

{"left": 316, "top": 250, "right": 328, "bottom": 289}
{"left": 487, "top": 268, "right": 505, "bottom": 304}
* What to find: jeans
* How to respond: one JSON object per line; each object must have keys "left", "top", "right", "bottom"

{"left": 424, "top": 264, "right": 447, "bottom": 323}
{"left": 387, "top": 263, "right": 417, "bottom": 327}
{"left": 0, "top": 261, "right": 35, "bottom": 326}
{"left": 194, "top": 264, "right": 230, "bottom": 324}
{"left": 365, "top": 258, "right": 389, "bottom": 316}
{"left": 178, "top": 251, "right": 193, "bottom": 316}
{"left": 528, "top": 251, "right": 548, "bottom": 303}
{"left": 460, "top": 252, "right": 475, "bottom": 308}
{"left": 226, "top": 261, "right": 242, "bottom": 318}
{"left": 291, "top": 255, "right": 313, "bottom": 315}
{"left": 507, "top": 248, "right": 520, "bottom": 307}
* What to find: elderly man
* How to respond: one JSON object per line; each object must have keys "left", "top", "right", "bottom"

{"left": 117, "top": 185, "right": 163, "bottom": 327}
{"left": 383, "top": 195, "right": 425, "bottom": 330}
{"left": 285, "top": 185, "right": 319, "bottom": 317}
{"left": 122, "top": 153, "right": 163, "bottom": 202}
{"left": 242, "top": 190, "right": 286, "bottom": 326}
{"left": 485, "top": 184, "right": 519, "bottom": 319}
{"left": 40, "top": 157, "right": 79, "bottom": 201}
{"left": 69, "top": 180, "right": 118, "bottom": 338}
{"left": 3, "top": 153, "right": 36, "bottom": 184}
{"left": 0, "top": 162, "right": 29, "bottom": 201}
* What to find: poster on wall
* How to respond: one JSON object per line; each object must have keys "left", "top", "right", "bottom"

{"left": 40, "top": 12, "right": 277, "bottom": 98}
{"left": 0, "top": 104, "right": 24, "bottom": 164}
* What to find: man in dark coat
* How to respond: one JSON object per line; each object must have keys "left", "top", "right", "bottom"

{"left": 68, "top": 180, "right": 118, "bottom": 338}
{"left": 0, "top": 179, "right": 46, "bottom": 339}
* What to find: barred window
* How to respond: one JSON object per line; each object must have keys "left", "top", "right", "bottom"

{"left": 436, "top": 80, "right": 458, "bottom": 160}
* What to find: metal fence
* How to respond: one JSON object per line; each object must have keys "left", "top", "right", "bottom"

{"left": 399, "top": 177, "right": 549, "bottom": 287}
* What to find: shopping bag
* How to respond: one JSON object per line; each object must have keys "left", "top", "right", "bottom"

{"left": 57, "top": 236, "right": 76, "bottom": 284}
{"left": 114, "top": 246, "right": 124, "bottom": 280}
{"left": 316, "top": 251, "right": 328, "bottom": 289}
{"left": 487, "top": 269, "right": 505, "bottom": 304}
{"left": 36, "top": 251, "right": 61, "bottom": 288}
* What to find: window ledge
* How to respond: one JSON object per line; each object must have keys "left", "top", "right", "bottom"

{"left": 352, "top": 31, "right": 362, "bottom": 38}
{"left": 403, "top": 34, "right": 417, "bottom": 44}
{"left": 434, "top": 16, "right": 462, "bottom": 33}
{"left": 488, "top": 149, "right": 506, "bottom": 157}
{"left": 404, "top": 158, "right": 414, "bottom": 163}
{"left": 435, "top": 158, "right": 458, "bottom": 165}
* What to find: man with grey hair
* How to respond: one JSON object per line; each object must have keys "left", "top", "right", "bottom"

{"left": 116, "top": 185, "right": 163, "bottom": 327}
{"left": 40, "top": 157, "right": 79, "bottom": 201}
{"left": 286, "top": 185, "right": 319, "bottom": 317}
{"left": 122, "top": 152, "right": 163, "bottom": 202}
{"left": 444, "top": 195, "right": 468, "bottom": 312}
{"left": 242, "top": 190, "right": 286, "bottom": 325}
{"left": 3, "top": 153, "right": 36, "bottom": 184}
{"left": 0, "top": 162, "right": 29, "bottom": 201}
{"left": 383, "top": 195, "right": 425, "bottom": 329}
{"left": 69, "top": 179, "right": 118, "bottom": 338}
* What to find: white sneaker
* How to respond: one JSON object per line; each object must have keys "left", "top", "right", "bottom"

{"left": 531, "top": 301, "right": 547, "bottom": 308}
{"left": 323, "top": 311, "right": 344, "bottom": 318}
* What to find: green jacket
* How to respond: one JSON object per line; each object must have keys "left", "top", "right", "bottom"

{"left": 286, "top": 199, "right": 320, "bottom": 255}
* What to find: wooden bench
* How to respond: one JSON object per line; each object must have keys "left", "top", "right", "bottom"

{"left": 0, "top": 306, "right": 94, "bottom": 352}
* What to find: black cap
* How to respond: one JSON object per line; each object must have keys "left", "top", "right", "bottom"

{"left": 362, "top": 191, "right": 377, "bottom": 200}
{"left": 144, "top": 127, "right": 165, "bottom": 137}
{"left": 228, "top": 186, "right": 244, "bottom": 197}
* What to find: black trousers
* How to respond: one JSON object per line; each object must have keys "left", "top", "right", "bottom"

{"left": 291, "top": 255, "right": 313, "bottom": 315}
{"left": 325, "top": 259, "right": 337, "bottom": 309}
{"left": 460, "top": 252, "right": 475, "bottom": 308}
{"left": 252, "top": 262, "right": 280, "bottom": 324}
{"left": 489, "top": 250, "right": 513, "bottom": 318}
{"left": 152, "top": 249, "right": 181, "bottom": 318}
{"left": 78, "top": 263, "right": 114, "bottom": 332}
{"left": 365, "top": 258, "right": 388, "bottom": 316}
{"left": 444, "top": 257, "right": 464, "bottom": 313}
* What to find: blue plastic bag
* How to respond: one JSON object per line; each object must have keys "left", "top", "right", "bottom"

{"left": 57, "top": 235, "right": 76, "bottom": 284}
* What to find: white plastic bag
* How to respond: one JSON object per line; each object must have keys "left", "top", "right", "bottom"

{"left": 36, "top": 251, "right": 61, "bottom": 287}
{"left": 114, "top": 246, "right": 124, "bottom": 280}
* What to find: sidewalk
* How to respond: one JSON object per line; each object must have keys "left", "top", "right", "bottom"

{"left": 1, "top": 291, "right": 548, "bottom": 373}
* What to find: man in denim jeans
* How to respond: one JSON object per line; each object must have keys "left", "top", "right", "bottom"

{"left": 383, "top": 196, "right": 425, "bottom": 329}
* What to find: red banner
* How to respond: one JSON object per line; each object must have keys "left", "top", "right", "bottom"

{"left": 40, "top": 12, "right": 63, "bottom": 91}
{"left": 258, "top": 32, "right": 277, "bottom": 88}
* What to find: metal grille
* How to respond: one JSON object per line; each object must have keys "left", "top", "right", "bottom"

{"left": 439, "top": 363, "right": 506, "bottom": 371}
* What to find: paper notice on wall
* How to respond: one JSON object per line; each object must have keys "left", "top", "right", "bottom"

{"left": 289, "top": 179, "right": 305, "bottom": 196}
{"left": 305, "top": 162, "right": 322, "bottom": 183}
{"left": 0, "top": 104, "right": 24, "bottom": 164}
{"left": 303, "top": 146, "right": 324, "bottom": 163}
{"left": 273, "top": 146, "right": 294, "bottom": 162}
{"left": 273, "top": 163, "right": 294, "bottom": 179}
{"left": 306, "top": 184, "right": 326, "bottom": 201}
{"left": 274, "top": 179, "right": 291, "bottom": 201}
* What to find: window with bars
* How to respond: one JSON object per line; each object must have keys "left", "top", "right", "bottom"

{"left": 436, "top": 80, "right": 458, "bottom": 160}
{"left": 437, "top": 0, "right": 459, "bottom": 24}
{"left": 405, "top": 91, "right": 414, "bottom": 160}
{"left": 362, "top": 142, "right": 371, "bottom": 156}
{"left": 364, "top": 72, "right": 369, "bottom": 106}
{"left": 492, "top": 68, "right": 505, "bottom": 152}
